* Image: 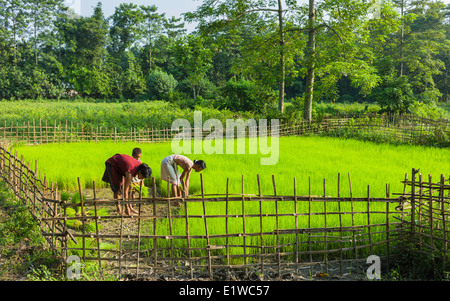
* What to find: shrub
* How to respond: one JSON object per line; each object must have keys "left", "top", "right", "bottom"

{"left": 220, "top": 78, "right": 277, "bottom": 113}
{"left": 146, "top": 70, "right": 178, "bottom": 100}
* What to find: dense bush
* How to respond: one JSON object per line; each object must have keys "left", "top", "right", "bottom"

{"left": 220, "top": 78, "right": 277, "bottom": 113}
{"left": 146, "top": 70, "right": 178, "bottom": 100}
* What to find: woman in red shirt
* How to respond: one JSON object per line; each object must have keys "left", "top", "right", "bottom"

{"left": 102, "top": 154, "right": 152, "bottom": 215}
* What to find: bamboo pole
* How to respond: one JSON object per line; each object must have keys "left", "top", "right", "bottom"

{"left": 241, "top": 175, "right": 247, "bottom": 277}
{"left": 349, "top": 173, "right": 357, "bottom": 259}
{"left": 274, "top": 175, "right": 280, "bottom": 276}
{"left": 338, "top": 173, "right": 343, "bottom": 274}
{"left": 294, "top": 177, "right": 299, "bottom": 275}
{"left": 93, "top": 181, "right": 103, "bottom": 279}
{"left": 167, "top": 180, "right": 175, "bottom": 279}
{"left": 201, "top": 173, "right": 212, "bottom": 278}
{"left": 257, "top": 174, "right": 264, "bottom": 275}
{"left": 323, "top": 178, "right": 328, "bottom": 273}
{"left": 440, "top": 175, "right": 447, "bottom": 267}
{"left": 184, "top": 195, "right": 193, "bottom": 279}
{"left": 308, "top": 176, "right": 312, "bottom": 263}
{"left": 118, "top": 176, "right": 125, "bottom": 278}
{"left": 225, "top": 178, "right": 230, "bottom": 266}
{"left": 77, "top": 177, "right": 86, "bottom": 262}
{"left": 429, "top": 174, "right": 434, "bottom": 249}
{"left": 367, "top": 185, "right": 373, "bottom": 255}
{"left": 135, "top": 180, "right": 143, "bottom": 277}
{"left": 152, "top": 177, "right": 158, "bottom": 278}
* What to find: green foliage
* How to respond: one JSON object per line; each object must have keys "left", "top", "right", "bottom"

{"left": 173, "top": 34, "right": 214, "bottom": 100}
{"left": 369, "top": 56, "right": 414, "bottom": 114}
{"left": 220, "top": 78, "right": 277, "bottom": 113}
{"left": 0, "top": 0, "right": 449, "bottom": 118}
{"left": 373, "top": 74, "right": 415, "bottom": 114}
{"left": 391, "top": 241, "right": 450, "bottom": 280}
{"left": 146, "top": 70, "right": 178, "bottom": 100}
{"left": 0, "top": 181, "right": 61, "bottom": 280}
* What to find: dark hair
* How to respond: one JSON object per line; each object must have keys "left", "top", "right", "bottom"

{"left": 193, "top": 160, "right": 206, "bottom": 170}
{"left": 137, "top": 163, "right": 152, "bottom": 179}
{"left": 132, "top": 148, "right": 142, "bottom": 157}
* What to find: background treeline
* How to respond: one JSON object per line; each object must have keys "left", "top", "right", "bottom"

{"left": 0, "top": 0, "right": 449, "bottom": 120}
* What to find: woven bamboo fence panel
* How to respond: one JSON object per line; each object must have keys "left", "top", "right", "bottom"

{"left": 398, "top": 169, "right": 450, "bottom": 267}
{"left": 0, "top": 144, "right": 425, "bottom": 279}
{"left": 1, "top": 114, "right": 448, "bottom": 146}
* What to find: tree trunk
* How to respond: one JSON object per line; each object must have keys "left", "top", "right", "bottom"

{"left": 399, "top": 0, "right": 404, "bottom": 76}
{"left": 278, "top": 0, "right": 285, "bottom": 113}
{"left": 303, "top": 0, "right": 316, "bottom": 122}
{"left": 13, "top": 19, "right": 17, "bottom": 68}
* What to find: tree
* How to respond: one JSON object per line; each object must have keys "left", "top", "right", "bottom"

{"left": 59, "top": 2, "right": 111, "bottom": 97}
{"left": 108, "top": 3, "right": 143, "bottom": 60}
{"left": 139, "top": 5, "right": 166, "bottom": 74}
{"left": 173, "top": 34, "right": 213, "bottom": 100}
{"left": 185, "top": 0, "right": 302, "bottom": 113}
{"left": 1, "top": 0, "right": 28, "bottom": 68}
{"left": 371, "top": 56, "right": 414, "bottom": 113}
{"left": 300, "top": 0, "right": 382, "bottom": 121}
{"left": 146, "top": 69, "right": 178, "bottom": 100}
{"left": 402, "top": 0, "right": 449, "bottom": 103}
{"left": 27, "top": 0, "right": 61, "bottom": 67}
{"left": 303, "top": 0, "right": 316, "bottom": 121}
{"left": 165, "top": 16, "right": 187, "bottom": 39}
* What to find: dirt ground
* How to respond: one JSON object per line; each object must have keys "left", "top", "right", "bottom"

{"left": 122, "top": 261, "right": 372, "bottom": 282}
{"left": 0, "top": 187, "right": 382, "bottom": 281}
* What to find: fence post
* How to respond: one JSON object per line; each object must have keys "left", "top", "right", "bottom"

{"left": 440, "top": 175, "right": 447, "bottom": 267}
{"left": 411, "top": 168, "right": 418, "bottom": 238}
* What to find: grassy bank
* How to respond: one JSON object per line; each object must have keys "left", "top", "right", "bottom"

{"left": 0, "top": 181, "right": 60, "bottom": 280}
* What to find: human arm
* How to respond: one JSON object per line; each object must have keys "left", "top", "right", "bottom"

{"left": 123, "top": 172, "right": 133, "bottom": 201}
{"left": 180, "top": 169, "right": 192, "bottom": 197}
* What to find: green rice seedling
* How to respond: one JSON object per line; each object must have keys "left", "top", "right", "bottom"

{"left": 13, "top": 136, "right": 450, "bottom": 260}
{"left": 65, "top": 192, "right": 108, "bottom": 231}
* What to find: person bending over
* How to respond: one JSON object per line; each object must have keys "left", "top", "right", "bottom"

{"left": 160, "top": 155, "right": 206, "bottom": 198}
{"left": 102, "top": 153, "right": 152, "bottom": 215}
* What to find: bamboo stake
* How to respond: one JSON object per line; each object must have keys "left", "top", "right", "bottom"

{"left": 294, "top": 177, "right": 299, "bottom": 275}
{"left": 323, "top": 178, "right": 328, "bottom": 273}
{"left": 201, "top": 174, "right": 212, "bottom": 278}
{"left": 93, "top": 181, "right": 103, "bottom": 279}
{"left": 338, "top": 173, "right": 343, "bottom": 274}
{"left": 429, "top": 174, "right": 434, "bottom": 249}
{"left": 184, "top": 196, "right": 193, "bottom": 279}
{"left": 152, "top": 177, "right": 158, "bottom": 278}
{"left": 241, "top": 175, "right": 247, "bottom": 277}
{"left": 77, "top": 177, "right": 86, "bottom": 262}
{"left": 257, "top": 174, "right": 264, "bottom": 275}
{"left": 118, "top": 176, "right": 125, "bottom": 278}
{"left": 411, "top": 169, "right": 417, "bottom": 238}
{"left": 440, "top": 175, "right": 447, "bottom": 267}
{"left": 136, "top": 180, "right": 143, "bottom": 278}
{"left": 367, "top": 185, "right": 372, "bottom": 255}
{"left": 167, "top": 179, "right": 175, "bottom": 279}
{"left": 349, "top": 173, "right": 357, "bottom": 259}
{"left": 308, "top": 176, "right": 312, "bottom": 263}
{"left": 418, "top": 174, "right": 423, "bottom": 250}
{"left": 225, "top": 178, "right": 230, "bottom": 266}
{"left": 275, "top": 198, "right": 281, "bottom": 276}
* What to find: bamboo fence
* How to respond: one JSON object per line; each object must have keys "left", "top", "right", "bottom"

{"left": 3, "top": 144, "right": 440, "bottom": 280}
{"left": 1, "top": 114, "right": 449, "bottom": 146}
{"left": 397, "top": 169, "right": 450, "bottom": 267}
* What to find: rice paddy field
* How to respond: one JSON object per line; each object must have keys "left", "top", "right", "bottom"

{"left": 14, "top": 135, "right": 450, "bottom": 197}
{"left": 12, "top": 136, "right": 450, "bottom": 262}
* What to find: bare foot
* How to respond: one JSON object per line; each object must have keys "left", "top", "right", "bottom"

{"left": 129, "top": 206, "right": 139, "bottom": 215}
